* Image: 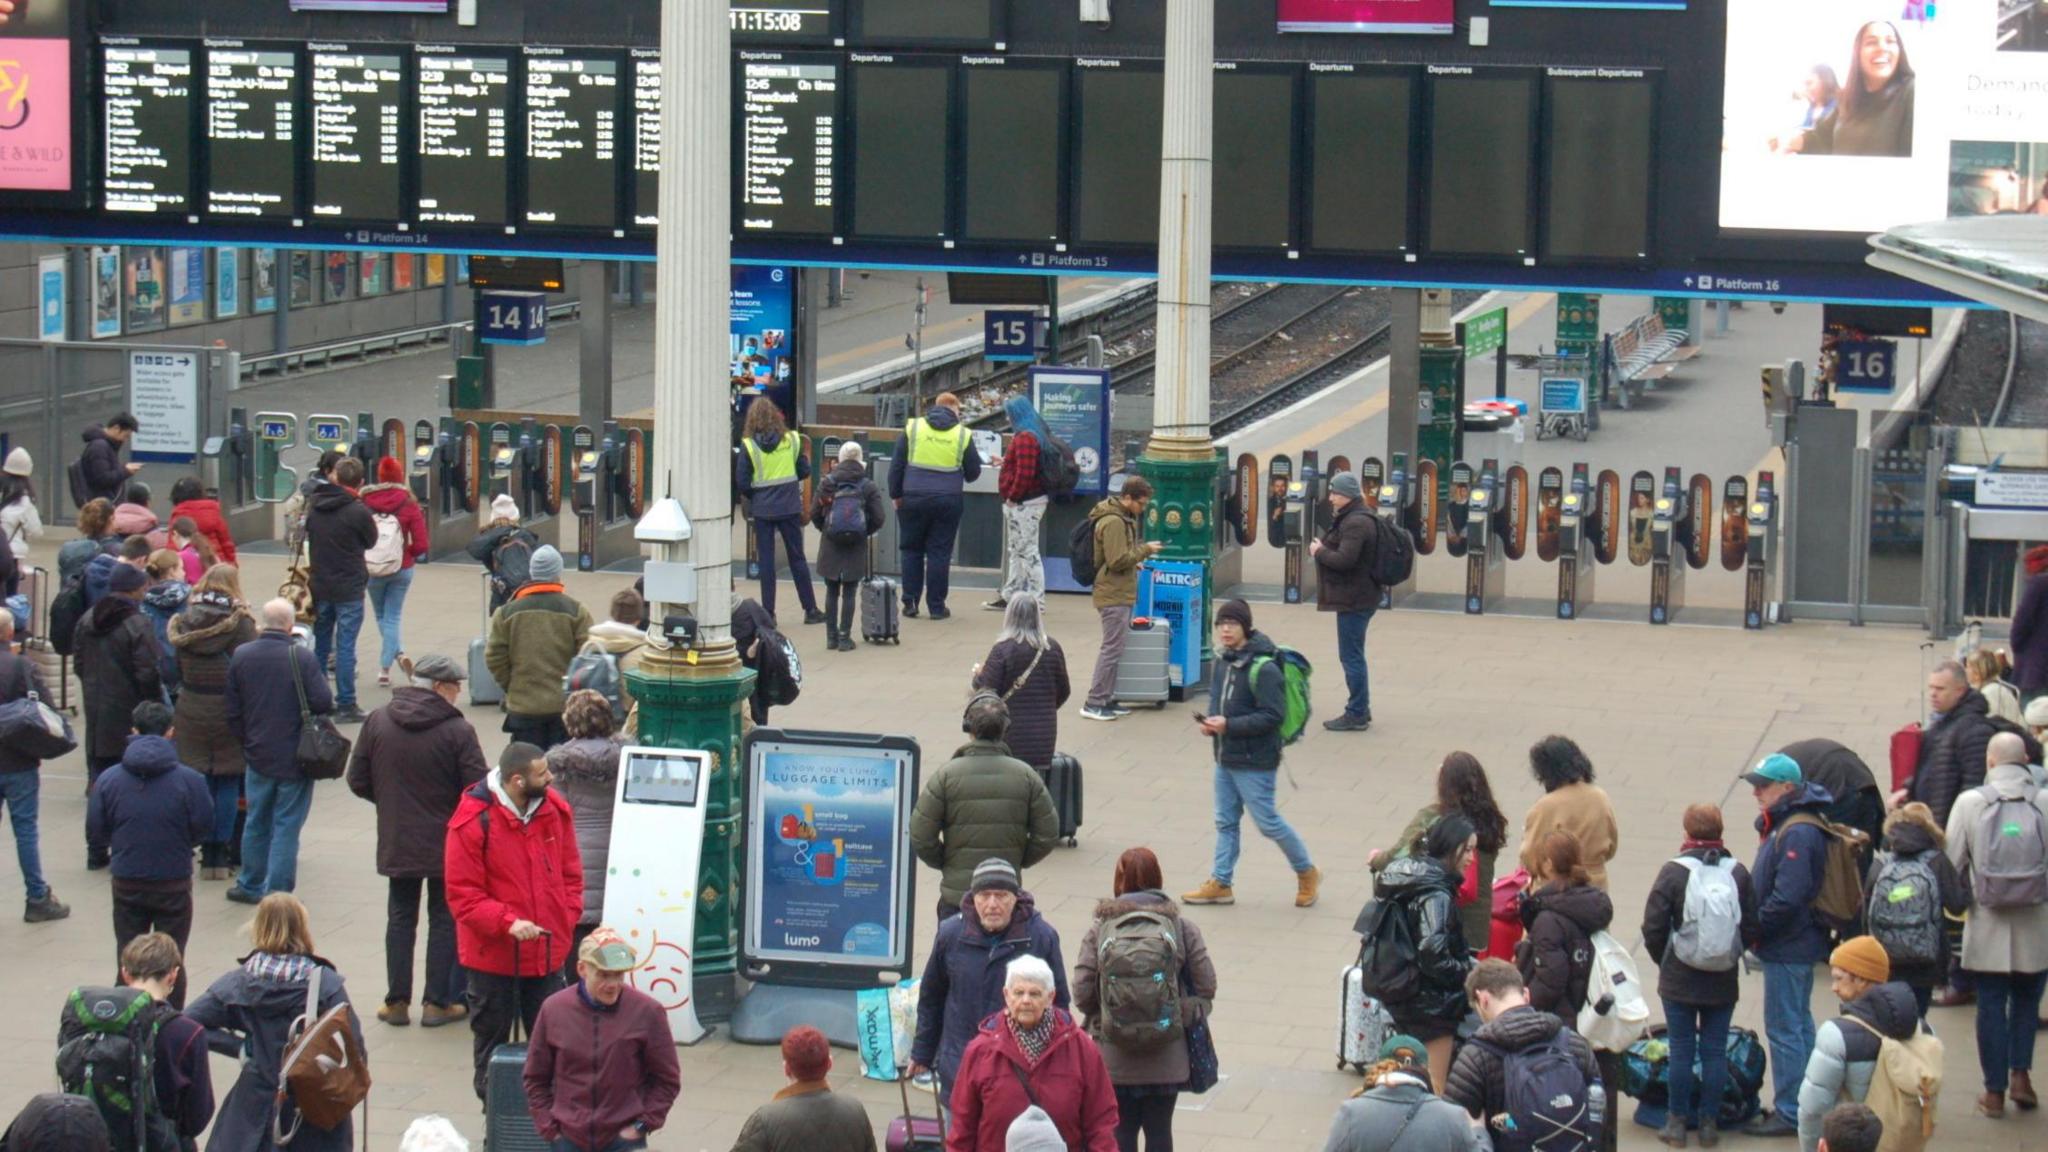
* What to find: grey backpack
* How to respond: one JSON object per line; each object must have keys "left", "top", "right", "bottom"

{"left": 1972, "top": 786, "right": 2048, "bottom": 910}
{"left": 1865, "top": 851, "right": 1942, "bottom": 966}
{"left": 1095, "top": 910, "right": 1185, "bottom": 1052}
{"left": 1670, "top": 857, "right": 1744, "bottom": 972}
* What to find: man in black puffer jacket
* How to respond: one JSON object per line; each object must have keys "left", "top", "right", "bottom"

{"left": 1900, "top": 661, "right": 1998, "bottom": 827}
{"left": 1446, "top": 959, "right": 1606, "bottom": 1144}
{"left": 304, "top": 457, "right": 377, "bottom": 723}
{"left": 74, "top": 562, "right": 163, "bottom": 870}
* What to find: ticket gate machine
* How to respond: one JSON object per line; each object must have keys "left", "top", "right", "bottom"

{"left": 1376, "top": 454, "right": 1416, "bottom": 610}
{"left": 1463, "top": 460, "right": 1506, "bottom": 615}
{"left": 484, "top": 422, "right": 516, "bottom": 507}
{"left": 251, "top": 412, "right": 299, "bottom": 504}
{"left": 1555, "top": 466, "right": 1598, "bottom": 620}
{"left": 1282, "top": 466, "right": 1312, "bottom": 605}
{"left": 204, "top": 407, "right": 275, "bottom": 547}
{"left": 1648, "top": 468, "right": 1687, "bottom": 625}
{"left": 573, "top": 423, "right": 643, "bottom": 572}
{"left": 346, "top": 413, "right": 377, "bottom": 474}
{"left": 1743, "top": 472, "right": 1778, "bottom": 630}
{"left": 423, "top": 417, "right": 481, "bottom": 563}
{"left": 407, "top": 420, "right": 435, "bottom": 509}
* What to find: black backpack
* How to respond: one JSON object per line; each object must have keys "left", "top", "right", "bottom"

{"left": 825, "top": 483, "right": 867, "bottom": 545}
{"left": 1474, "top": 1031, "right": 1597, "bottom": 1152}
{"left": 1037, "top": 432, "right": 1081, "bottom": 498}
{"left": 66, "top": 458, "right": 92, "bottom": 511}
{"left": 489, "top": 531, "right": 535, "bottom": 605}
{"left": 1352, "top": 895, "right": 1421, "bottom": 1007}
{"left": 48, "top": 568, "right": 88, "bottom": 657}
{"left": 1068, "top": 516, "right": 1099, "bottom": 587}
{"left": 1367, "top": 512, "right": 1416, "bottom": 588}
{"left": 54, "top": 986, "right": 181, "bottom": 1152}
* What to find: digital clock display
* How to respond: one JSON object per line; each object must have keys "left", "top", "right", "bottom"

{"left": 730, "top": 1, "right": 837, "bottom": 42}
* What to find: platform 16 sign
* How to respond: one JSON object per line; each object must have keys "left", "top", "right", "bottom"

{"left": 1835, "top": 338, "right": 1896, "bottom": 394}
{"left": 480, "top": 290, "right": 548, "bottom": 346}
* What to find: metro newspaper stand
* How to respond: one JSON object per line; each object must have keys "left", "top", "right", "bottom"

{"left": 730, "top": 730, "right": 922, "bottom": 1048}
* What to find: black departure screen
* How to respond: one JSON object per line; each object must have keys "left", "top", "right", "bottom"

{"left": 1426, "top": 70, "right": 1535, "bottom": 258}
{"left": 1215, "top": 69, "right": 1293, "bottom": 250}
{"left": 103, "top": 42, "right": 195, "bottom": 215}
{"left": 740, "top": 55, "right": 841, "bottom": 236}
{"left": 417, "top": 50, "right": 511, "bottom": 227}
{"left": 1545, "top": 75, "right": 1653, "bottom": 262}
{"left": 960, "top": 63, "right": 1059, "bottom": 243}
{"left": 632, "top": 50, "right": 660, "bottom": 228}
{"left": 849, "top": 60, "right": 945, "bottom": 240}
{"left": 524, "top": 52, "right": 620, "bottom": 230}
{"left": 731, "top": 0, "right": 839, "bottom": 42}
{"left": 309, "top": 46, "right": 404, "bottom": 222}
{"left": 1308, "top": 70, "right": 1412, "bottom": 253}
{"left": 1072, "top": 64, "right": 1161, "bottom": 248}
{"left": 204, "top": 43, "right": 299, "bottom": 218}
{"left": 853, "top": 0, "right": 999, "bottom": 46}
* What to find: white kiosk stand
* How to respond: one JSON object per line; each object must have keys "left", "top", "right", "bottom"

{"left": 603, "top": 745, "right": 714, "bottom": 1046}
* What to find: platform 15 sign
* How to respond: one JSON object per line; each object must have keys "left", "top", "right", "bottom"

{"left": 984, "top": 309, "right": 1042, "bottom": 362}
{"left": 1834, "top": 338, "right": 1895, "bottom": 394}
{"left": 479, "top": 290, "right": 548, "bottom": 346}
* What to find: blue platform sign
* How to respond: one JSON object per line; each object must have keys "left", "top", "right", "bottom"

{"left": 479, "top": 290, "right": 548, "bottom": 346}
{"left": 1032, "top": 366, "right": 1111, "bottom": 496}
{"left": 984, "top": 310, "right": 1042, "bottom": 362}
{"left": 1834, "top": 338, "right": 1897, "bottom": 394}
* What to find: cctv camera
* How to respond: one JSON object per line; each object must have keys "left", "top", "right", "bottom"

{"left": 1770, "top": 301, "right": 1786, "bottom": 315}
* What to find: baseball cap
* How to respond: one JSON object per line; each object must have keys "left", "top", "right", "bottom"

{"left": 579, "top": 928, "right": 638, "bottom": 973}
{"left": 1742, "top": 753, "right": 1802, "bottom": 788}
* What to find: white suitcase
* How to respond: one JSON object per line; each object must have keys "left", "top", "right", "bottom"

{"left": 1338, "top": 953, "right": 1396, "bottom": 1072}
{"left": 1112, "top": 618, "right": 1173, "bottom": 707}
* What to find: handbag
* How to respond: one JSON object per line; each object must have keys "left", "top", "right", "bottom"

{"left": 272, "top": 965, "right": 371, "bottom": 1145}
{"left": 289, "top": 644, "right": 351, "bottom": 781}
{"left": 1184, "top": 1016, "right": 1220, "bottom": 1094}
{"left": 0, "top": 659, "right": 76, "bottom": 760}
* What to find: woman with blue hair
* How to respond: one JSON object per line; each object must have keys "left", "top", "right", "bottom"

{"left": 989, "top": 395, "right": 1053, "bottom": 612}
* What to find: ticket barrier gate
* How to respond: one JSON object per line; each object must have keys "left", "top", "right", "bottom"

{"left": 1375, "top": 454, "right": 1417, "bottom": 610}
{"left": 1743, "top": 473, "right": 1778, "bottom": 630}
{"left": 1463, "top": 462, "right": 1506, "bottom": 615}
{"left": 407, "top": 420, "right": 435, "bottom": 510}
{"left": 1649, "top": 472, "right": 1687, "bottom": 625}
{"left": 202, "top": 407, "right": 275, "bottom": 548}
{"left": 422, "top": 418, "right": 482, "bottom": 563}
{"left": 514, "top": 419, "right": 564, "bottom": 537}
{"left": 1555, "top": 472, "right": 1598, "bottom": 620}
{"left": 345, "top": 412, "right": 378, "bottom": 475}
{"left": 484, "top": 422, "right": 516, "bottom": 508}
{"left": 573, "top": 423, "right": 646, "bottom": 572}
{"left": 1282, "top": 466, "right": 1315, "bottom": 605}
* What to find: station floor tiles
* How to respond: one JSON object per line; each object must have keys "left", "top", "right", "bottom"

{"left": 0, "top": 541, "right": 2027, "bottom": 1150}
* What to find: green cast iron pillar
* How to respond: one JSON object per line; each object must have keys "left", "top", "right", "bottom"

{"left": 1557, "top": 292, "right": 1602, "bottom": 409}
{"left": 1138, "top": 447, "right": 1224, "bottom": 668}
{"left": 625, "top": 647, "right": 756, "bottom": 1025}
{"left": 1417, "top": 343, "right": 1465, "bottom": 500}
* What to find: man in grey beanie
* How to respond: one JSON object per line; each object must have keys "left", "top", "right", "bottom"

{"left": 484, "top": 545, "right": 591, "bottom": 750}
{"left": 1309, "top": 468, "right": 1379, "bottom": 732}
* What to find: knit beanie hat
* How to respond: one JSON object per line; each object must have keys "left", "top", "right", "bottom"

{"left": 1330, "top": 472, "right": 1364, "bottom": 500}
{"left": 1005, "top": 1105, "right": 1064, "bottom": 1152}
{"left": 1830, "top": 935, "right": 1890, "bottom": 984}
{"left": 1214, "top": 598, "right": 1253, "bottom": 632}
{"left": 968, "top": 857, "right": 1021, "bottom": 895}
{"left": 376, "top": 456, "right": 405, "bottom": 485}
{"left": 528, "top": 545, "right": 564, "bottom": 584}
{"left": 2, "top": 446, "right": 30, "bottom": 477}
{"left": 2, "top": 1093, "right": 112, "bottom": 1152}
{"left": 108, "top": 563, "right": 148, "bottom": 594}
{"left": 490, "top": 493, "right": 520, "bottom": 522}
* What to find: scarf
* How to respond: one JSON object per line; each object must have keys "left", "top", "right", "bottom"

{"left": 1008, "top": 1013, "right": 1056, "bottom": 1066}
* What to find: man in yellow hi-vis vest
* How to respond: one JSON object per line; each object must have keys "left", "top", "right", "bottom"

{"left": 735, "top": 397, "right": 822, "bottom": 622}
{"left": 886, "top": 392, "right": 983, "bottom": 620}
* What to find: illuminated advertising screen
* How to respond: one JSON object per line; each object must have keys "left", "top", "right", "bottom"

{"left": 0, "top": 0, "right": 79, "bottom": 199}
{"left": 1278, "top": 0, "right": 1454, "bottom": 34}
{"left": 1719, "top": 1, "right": 2017, "bottom": 234}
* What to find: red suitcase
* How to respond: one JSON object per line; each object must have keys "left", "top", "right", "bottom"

{"left": 1889, "top": 723, "right": 1922, "bottom": 793}
{"left": 887, "top": 1067, "right": 943, "bottom": 1152}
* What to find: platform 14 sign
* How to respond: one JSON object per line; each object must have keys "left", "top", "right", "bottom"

{"left": 480, "top": 290, "right": 548, "bottom": 346}
{"left": 1834, "top": 338, "right": 1895, "bottom": 394}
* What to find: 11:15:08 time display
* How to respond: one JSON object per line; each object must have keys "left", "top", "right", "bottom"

{"left": 730, "top": 7, "right": 825, "bottom": 36}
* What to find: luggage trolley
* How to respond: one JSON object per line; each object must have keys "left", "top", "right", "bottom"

{"left": 1533, "top": 353, "right": 1592, "bottom": 442}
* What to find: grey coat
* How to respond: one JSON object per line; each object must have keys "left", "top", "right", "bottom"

{"left": 548, "top": 735, "right": 624, "bottom": 926}
{"left": 1072, "top": 891, "right": 1218, "bottom": 1087}
{"left": 1321, "top": 1078, "right": 1483, "bottom": 1152}
{"left": 1946, "top": 764, "right": 2048, "bottom": 973}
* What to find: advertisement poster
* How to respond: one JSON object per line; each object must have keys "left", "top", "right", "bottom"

{"left": 455, "top": 253, "right": 470, "bottom": 283}
{"left": 425, "top": 253, "right": 447, "bottom": 287}
{"left": 252, "top": 249, "right": 278, "bottom": 314}
{"left": 360, "top": 252, "right": 385, "bottom": 296}
{"left": 167, "top": 247, "right": 205, "bottom": 325}
{"left": 324, "top": 251, "right": 352, "bottom": 300}
{"left": 37, "top": 254, "right": 65, "bottom": 341}
{"left": 90, "top": 246, "right": 119, "bottom": 338}
{"left": 289, "top": 251, "right": 314, "bottom": 307}
{"left": 124, "top": 247, "right": 167, "bottom": 334}
{"left": 746, "top": 735, "right": 917, "bottom": 974}
{"left": 0, "top": 0, "right": 76, "bottom": 194}
{"left": 1032, "top": 367, "right": 1112, "bottom": 496}
{"left": 215, "top": 247, "right": 240, "bottom": 318}
{"left": 392, "top": 253, "right": 416, "bottom": 291}
{"left": 731, "top": 265, "right": 796, "bottom": 424}
{"left": 127, "top": 351, "right": 201, "bottom": 462}
{"left": 1278, "top": 0, "right": 1454, "bottom": 34}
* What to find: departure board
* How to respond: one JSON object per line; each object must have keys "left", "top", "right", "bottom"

{"left": 1214, "top": 68, "right": 1294, "bottom": 250}
{"left": 1072, "top": 62, "right": 1162, "bottom": 248}
{"left": 1425, "top": 69, "right": 1535, "bottom": 259}
{"left": 416, "top": 50, "right": 511, "bottom": 227}
{"left": 524, "top": 51, "right": 620, "bottom": 230}
{"left": 102, "top": 42, "right": 196, "bottom": 215}
{"left": 309, "top": 45, "right": 405, "bottom": 222}
{"left": 741, "top": 55, "right": 842, "bottom": 236}
{"left": 1308, "top": 69, "right": 1413, "bottom": 253}
{"left": 960, "top": 61, "right": 1061, "bottom": 243}
{"left": 849, "top": 59, "right": 946, "bottom": 239}
{"left": 204, "top": 42, "right": 299, "bottom": 218}
{"left": 731, "top": 0, "right": 839, "bottom": 42}
{"left": 632, "top": 49, "right": 660, "bottom": 229}
{"left": 851, "top": 0, "right": 1002, "bottom": 47}
{"left": 1544, "top": 73, "right": 1653, "bottom": 263}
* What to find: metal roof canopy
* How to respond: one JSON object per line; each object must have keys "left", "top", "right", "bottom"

{"left": 1867, "top": 216, "right": 2048, "bottom": 322}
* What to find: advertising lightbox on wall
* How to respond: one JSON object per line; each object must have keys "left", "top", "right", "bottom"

{"left": 0, "top": 0, "right": 80, "bottom": 201}
{"left": 1278, "top": 0, "right": 1454, "bottom": 35}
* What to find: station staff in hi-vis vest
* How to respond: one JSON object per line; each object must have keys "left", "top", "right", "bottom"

{"left": 735, "top": 397, "right": 822, "bottom": 623}
{"left": 887, "top": 392, "right": 983, "bottom": 620}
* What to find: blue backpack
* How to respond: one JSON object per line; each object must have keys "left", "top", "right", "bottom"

{"left": 825, "top": 482, "right": 867, "bottom": 545}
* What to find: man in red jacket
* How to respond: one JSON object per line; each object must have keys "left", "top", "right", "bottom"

{"left": 446, "top": 741, "right": 582, "bottom": 1103}
{"left": 524, "top": 928, "right": 680, "bottom": 1151}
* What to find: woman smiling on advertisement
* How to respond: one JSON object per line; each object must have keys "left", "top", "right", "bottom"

{"left": 1784, "top": 20, "right": 1916, "bottom": 158}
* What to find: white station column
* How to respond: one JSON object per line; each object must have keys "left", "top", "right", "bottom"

{"left": 1147, "top": 0, "right": 1215, "bottom": 454}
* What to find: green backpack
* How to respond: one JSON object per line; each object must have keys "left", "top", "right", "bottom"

{"left": 1250, "top": 648, "right": 1314, "bottom": 745}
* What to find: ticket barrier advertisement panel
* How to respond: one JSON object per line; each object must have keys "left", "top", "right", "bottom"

{"left": 1463, "top": 461, "right": 1505, "bottom": 615}
{"left": 1649, "top": 468, "right": 1687, "bottom": 625}
{"left": 381, "top": 419, "right": 407, "bottom": 472}
{"left": 1744, "top": 472, "right": 1778, "bottom": 630}
{"left": 517, "top": 418, "right": 564, "bottom": 525}
{"left": 1556, "top": 466, "right": 1598, "bottom": 620}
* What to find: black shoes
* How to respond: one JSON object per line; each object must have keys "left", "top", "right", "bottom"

{"left": 332, "top": 706, "right": 367, "bottom": 725}
{"left": 837, "top": 637, "right": 855, "bottom": 652}
{"left": 902, "top": 601, "right": 919, "bottom": 618}
{"left": 225, "top": 886, "right": 263, "bottom": 906}
{"left": 928, "top": 606, "right": 952, "bottom": 621}
{"left": 803, "top": 610, "right": 827, "bottom": 625}
{"left": 23, "top": 894, "right": 70, "bottom": 923}
{"left": 1323, "top": 714, "right": 1372, "bottom": 732}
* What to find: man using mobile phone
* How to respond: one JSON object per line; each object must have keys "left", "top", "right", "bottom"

{"left": 1080, "top": 477, "right": 1161, "bottom": 722}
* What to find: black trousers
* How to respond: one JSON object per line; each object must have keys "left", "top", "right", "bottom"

{"left": 113, "top": 878, "right": 193, "bottom": 1008}
{"left": 1114, "top": 1091, "right": 1178, "bottom": 1152}
{"left": 823, "top": 580, "right": 858, "bottom": 639}
{"left": 504, "top": 713, "right": 569, "bottom": 752}
{"left": 86, "top": 755, "right": 121, "bottom": 857}
{"left": 467, "top": 966, "right": 564, "bottom": 1102}
{"left": 387, "top": 877, "right": 460, "bottom": 1008}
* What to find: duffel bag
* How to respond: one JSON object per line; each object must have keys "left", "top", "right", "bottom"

{"left": 1623, "top": 1025, "right": 1767, "bottom": 1129}
{"left": 0, "top": 690, "right": 78, "bottom": 761}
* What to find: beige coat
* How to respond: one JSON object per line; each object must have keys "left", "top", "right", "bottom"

{"left": 1518, "top": 781, "right": 1619, "bottom": 891}
{"left": 1946, "top": 764, "right": 2048, "bottom": 974}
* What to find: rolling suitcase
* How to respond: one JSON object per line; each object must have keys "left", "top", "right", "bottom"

{"left": 1038, "top": 753, "right": 1083, "bottom": 847}
{"left": 485, "top": 938, "right": 551, "bottom": 1152}
{"left": 469, "top": 571, "right": 505, "bottom": 705}
{"left": 1112, "top": 617, "right": 1172, "bottom": 707}
{"left": 1337, "top": 946, "right": 1395, "bottom": 1072}
{"left": 862, "top": 535, "right": 901, "bottom": 644}
{"left": 887, "top": 1063, "right": 944, "bottom": 1152}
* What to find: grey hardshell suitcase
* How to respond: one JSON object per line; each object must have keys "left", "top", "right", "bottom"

{"left": 861, "top": 534, "right": 901, "bottom": 644}
{"left": 470, "top": 571, "right": 505, "bottom": 706}
{"left": 1112, "top": 618, "right": 1172, "bottom": 707}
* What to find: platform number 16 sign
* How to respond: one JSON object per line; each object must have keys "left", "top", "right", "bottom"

{"left": 480, "top": 289, "right": 549, "bottom": 346}
{"left": 1834, "top": 338, "right": 1895, "bottom": 394}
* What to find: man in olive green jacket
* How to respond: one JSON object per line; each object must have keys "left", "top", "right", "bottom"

{"left": 1081, "top": 477, "right": 1161, "bottom": 722}
{"left": 909, "top": 694, "right": 1059, "bottom": 921}
{"left": 484, "top": 545, "right": 592, "bottom": 750}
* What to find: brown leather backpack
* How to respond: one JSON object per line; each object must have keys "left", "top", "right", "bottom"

{"left": 272, "top": 965, "right": 370, "bottom": 1145}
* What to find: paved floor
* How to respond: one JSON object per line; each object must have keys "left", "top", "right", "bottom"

{"left": 0, "top": 533, "right": 2025, "bottom": 1150}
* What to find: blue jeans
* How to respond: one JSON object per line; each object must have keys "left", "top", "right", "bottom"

{"left": 1211, "top": 765, "right": 1313, "bottom": 886}
{"left": 1335, "top": 608, "right": 1374, "bottom": 719}
{"left": 313, "top": 596, "right": 365, "bottom": 708}
{"left": 0, "top": 771, "right": 49, "bottom": 900}
{"left": 1662, "top": 998, "right": 1734, "bottom": 1125}
{"left": 1974, "top": 969, "right": 2048, "bottom": 1092}
{"left": 753, "top": 516, "right": 818, "bottom": 618}
{"left": 1761, "top": 961, "right": 1816, "bottom": 1123}
{"left": 236, "top": 773, "right": 314, "bottom": 896}
{"left": 207, "top": 774, "right": 242, "bottom": 845}
{"left": 897, "top": 495, "right": 963, "bottom": 611}
{"left": 366, "top": 566, "right": 415, "bottom": 672}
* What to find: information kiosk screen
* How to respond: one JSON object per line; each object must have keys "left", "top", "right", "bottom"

{"left": 1072, "top": 62, "right": 1162, "bottom": 248}
{"left": 1545, "top": 74, "right": 1654, "bottom": 262}
{"left": 1425, "top": 70, "right": 1535, "bottom": 259}
{"left": 621, "top": 748, "right": 703, "bottom": 807}
{"left": 103, "top": 41, "right": 197, "bottom": 215}
{"left": 849, "top": 58, "right": 949, "bottom": 241}
{"left": 1307, "top": 69, "right": 1413, "bottom": 253}
{"left": 1215, "top": 67, "right": 1296, "bottom": 250}
{"left": 960, "top": 61, "right": 1062, "bottom": 244}
{"left": 416, "top": 50, "right": 512, "bottom": 228}
{"left": 309, "top": 46, "right": 405, "bottom": 223}
{"left": 204, "top": 43, "right": 299, "bottom": 219}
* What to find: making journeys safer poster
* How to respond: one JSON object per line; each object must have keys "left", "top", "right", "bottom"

{"left": 747, "top": 735, "right": 916, "bottom": 973}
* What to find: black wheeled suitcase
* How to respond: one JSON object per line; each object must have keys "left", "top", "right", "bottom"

{"left": 485, "top": 938, "right": 551, "bottom": 1152}
{"left": 862, "top": 535, "right": 901, "bottom": 644}
{"left": 1037, "top": 753, "right": 1083, "bottom": 846}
